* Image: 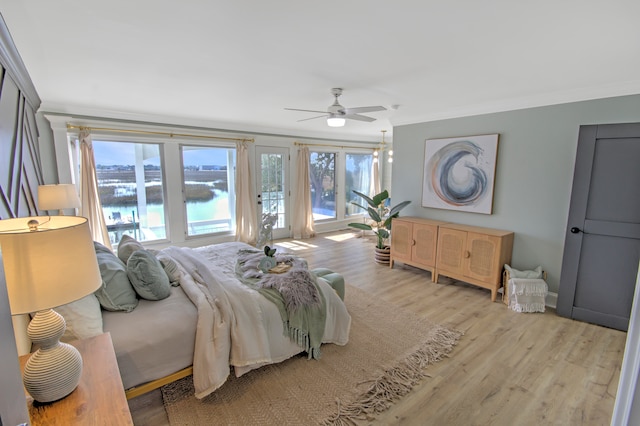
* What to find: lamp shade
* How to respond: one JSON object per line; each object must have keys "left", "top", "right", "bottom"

{"left": 38, "top": 184, "right": 80, "bottom": 212}
{"left": 0, "top": 216, "right": 101, "bottom": 315}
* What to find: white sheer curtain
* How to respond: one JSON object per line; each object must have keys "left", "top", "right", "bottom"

{"left": 370, "top": 150, "right": 381, "bottom": 197}
{"left": 292, "top": 146, "right": 315, "bottom": 239}
{"left": 79, "top": 131, "right": 112, "bottom": 250}
{"left": 235, "top": 141, "right": 257, "bottom": 244}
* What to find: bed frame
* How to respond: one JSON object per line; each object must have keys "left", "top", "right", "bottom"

{"left": 124, "top": 366, "right": 193, "bottom": 399}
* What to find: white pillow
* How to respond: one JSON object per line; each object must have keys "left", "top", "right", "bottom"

{"left": 54, "top": 294, "right": 104, "bottom": 342}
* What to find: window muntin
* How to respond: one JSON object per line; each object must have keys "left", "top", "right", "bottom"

{"left": 92, "top": 141, "right": 166, "bottom": 245}
{"left": 345, "top": 153, "right": 373, "bottom": 216}
{"left": 182, "top": 145, "right": 236, "bottom": 236}
{"left": 309, "top": 151, "right": 336, "bottom": 221}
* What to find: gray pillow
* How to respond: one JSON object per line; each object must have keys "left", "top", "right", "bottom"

{"left": 117, "top": 234, "right": 144, "bottom": 264}
{"left": 94, "top": 241, "right": 114, "bottom": 255}
{"left": 127, "top": 249, "right": 171, "bottom": 300}
{"left": 94, "top": 248, "right": 139, "bottom": 312}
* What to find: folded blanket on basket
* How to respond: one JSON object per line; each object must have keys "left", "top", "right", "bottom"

{"left": 509, "top": 278, "right": 548, "bottom": 313}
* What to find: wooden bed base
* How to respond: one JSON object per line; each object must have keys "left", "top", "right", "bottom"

{"left": 125, "top": 366, "right": 193, "bottom": 400}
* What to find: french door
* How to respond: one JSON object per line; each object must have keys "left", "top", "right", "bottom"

{"left": 255, "top": 146, "right": 290, "bottom": 240}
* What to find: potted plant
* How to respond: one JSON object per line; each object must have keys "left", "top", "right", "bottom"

{"left": 258, "top": 245, "right": 277, "bottom": 272}
{"left": 348, "top": 190, "right": 411, "bottom": 264}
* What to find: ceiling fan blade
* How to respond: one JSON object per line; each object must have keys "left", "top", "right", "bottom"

{"left": 285, "top": 108, "right": 328, "bottom": 114}
{"left": 344, "top": 106, "right": 386, "bottom": 114}
{"left": 344, "top": 114, "right": 377, "bottom": 122}
{"left": 297, "top": 114, "right": 328, "bottom": 122}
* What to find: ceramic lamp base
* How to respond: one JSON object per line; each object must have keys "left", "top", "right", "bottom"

{"left": 24, "top": 309, "right": 83, "bottom": 402}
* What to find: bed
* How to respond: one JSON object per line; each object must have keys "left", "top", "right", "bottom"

{"left": 57, "top": 239, "right": 351, "bottom": 400}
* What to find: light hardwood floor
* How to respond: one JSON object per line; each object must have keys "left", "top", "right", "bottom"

{"left": 128, "top": 230, "right": 627, "bottom": 425}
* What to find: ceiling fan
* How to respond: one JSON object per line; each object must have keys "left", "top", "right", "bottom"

{"left": 285, "top": 88, "right": 386, "bottom": 127}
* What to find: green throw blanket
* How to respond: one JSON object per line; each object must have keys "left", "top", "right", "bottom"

{"left": 236, "top": 250, "right": 326, "bottom": 359}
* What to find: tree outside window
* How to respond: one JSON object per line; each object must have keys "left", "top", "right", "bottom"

{"left": 309, "top": 151, "right": 336, "bottom": 221}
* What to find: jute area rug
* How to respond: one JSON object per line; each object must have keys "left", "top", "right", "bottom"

{"left": 161, "top": 285, "right": 462, "bottom": 425}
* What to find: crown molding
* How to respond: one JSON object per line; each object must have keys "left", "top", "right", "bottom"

{"left": 0, "top": 14, "right": 41, "bottom": 110}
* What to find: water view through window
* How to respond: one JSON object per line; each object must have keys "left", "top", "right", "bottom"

{"left": 92, "top": 141, "right": 237, "bottom": 245}
{"left": 182, "top": 146, "right": 236, "bottom": 236}
{"left": 93, "top": 141, "right": 167, "bottom": 244}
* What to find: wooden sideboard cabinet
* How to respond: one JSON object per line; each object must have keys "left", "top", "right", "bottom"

{"left": 390, "top": 217, "right": 446, "bottom": 278}
{"left": 435, "top": 223, "right": 514, "bottom": 302}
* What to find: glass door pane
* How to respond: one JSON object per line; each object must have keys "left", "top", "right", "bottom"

{"left": 256, "top": 146, "right": 289, "bottom": 240}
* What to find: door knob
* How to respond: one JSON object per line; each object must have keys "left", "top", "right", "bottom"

{"left": 570, "top": 227, "right": 581, "bottom": 234}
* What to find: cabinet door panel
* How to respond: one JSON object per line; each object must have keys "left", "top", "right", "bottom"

{"left": 413, "top": 224, "right": 437, "bottom": 267}
{"left": 390, "top": 220, "right": 412, "bottom": 261}
{"left": 465, "top": 232, "right": 500, "bottom": 281}
{"left": 437, "top": 228, "right": 466, "bottom": 274}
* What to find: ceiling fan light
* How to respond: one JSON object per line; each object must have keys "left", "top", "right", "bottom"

{"left": 327, "top": 116, "right": 345, "bottom": 127}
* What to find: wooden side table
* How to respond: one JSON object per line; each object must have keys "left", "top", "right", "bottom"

{"left": 19, "top": 332, "right": 133, "bottom": 425}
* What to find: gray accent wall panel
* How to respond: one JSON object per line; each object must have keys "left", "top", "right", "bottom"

{"left": 0, "top": 13, "right": 40, "bottom": 424}
{"left": 0, "top": 53, "right": 42, "bottom": 219}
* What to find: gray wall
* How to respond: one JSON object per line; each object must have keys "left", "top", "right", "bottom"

{"left": 0, "top": 252, "right": 29, "bottom": 426}
{"left": 392, "top": 94, "right": 640, "bottom": 294}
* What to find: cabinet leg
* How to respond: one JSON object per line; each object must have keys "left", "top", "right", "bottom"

{"left": 389, "top": 259, "right": 394, "bottom": 269}
{"left": 432, "top": 272, "right": 438, "bottom": 283}
{"left": 491, "top": 289, "right": 497, "bottom": 302}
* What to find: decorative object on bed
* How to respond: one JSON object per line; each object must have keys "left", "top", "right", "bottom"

{"left": 161, "top": 284, "right": 462, "bottom": 425}
{"left": 0, "top": 216, "right": 102, "bottom": 403}
{"left": 503, "top": 264, "right": 548, "bottom": 313}
{"left": 257, "top": 245, "right": 277, "bottom": 272}
{"left": 347, "top": 189, "right": 410, "bottom": 264}
{"left": 422, "top": 134, "right": 499, "bottom": 214}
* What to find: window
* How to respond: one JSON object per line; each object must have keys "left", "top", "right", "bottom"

{"left": 309, "top": 151, "right": 336, "bottom": 221}
{"left": 345, "top": 153, "right": 373, "bottom": 216}
{"left": 182, "top": 145, "right": 236, "bottom": 236}
{"left": 92, "top": 141, "right": 166, "bottom": 245}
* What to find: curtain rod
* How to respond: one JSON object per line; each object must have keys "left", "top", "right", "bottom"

{"left": 294, "top": 141, "right": 379, "bottom": 150}
{"left": 66, "top": 124, "right": 255, "bottom": 143}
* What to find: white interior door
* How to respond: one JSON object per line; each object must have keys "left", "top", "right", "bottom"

{"left": 255, "top": 146, "right": 290, "bottom": 240}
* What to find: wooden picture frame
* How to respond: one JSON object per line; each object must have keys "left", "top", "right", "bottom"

{"left": 422, "top": 134, "right": 499, "bottom": 214}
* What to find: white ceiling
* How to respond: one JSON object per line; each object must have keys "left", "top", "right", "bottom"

{"left": 2, "top": 1, "right": 640, "bottom": 142}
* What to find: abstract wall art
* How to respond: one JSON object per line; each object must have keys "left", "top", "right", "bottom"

{"left": 422, "top": 134, "right": 499, "bottom": 214}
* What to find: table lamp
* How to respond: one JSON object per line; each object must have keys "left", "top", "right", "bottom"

{"left": 0, "top": 216, "right": 101, "bottom": 403}
{"left": 38, "top": 184, "right": 81, "bottom": 215}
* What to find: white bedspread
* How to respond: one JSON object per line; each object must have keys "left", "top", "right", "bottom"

{"left": 162, "top": 242, "right": 351, "bottom": 399}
